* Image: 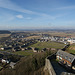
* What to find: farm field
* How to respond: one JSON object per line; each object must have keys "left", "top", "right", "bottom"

{"left": 13, "top": 41, "right": 65, "bottom": 56}
{"left": 40, "top": 31, "right": 75, "bottom": 37}
{"left": 26, "top": 35, "right": 41, "bottom": 39}
{"left": 30, "top": 41, "right": 65, "bottom": 50}
{"left": 0, "top": 34, "right": 10, "bottom": 38}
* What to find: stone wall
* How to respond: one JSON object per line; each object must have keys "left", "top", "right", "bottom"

{"left": 44, "top": 54, "right": 56, "bottom": 75}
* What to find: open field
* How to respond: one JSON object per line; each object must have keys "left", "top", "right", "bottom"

{"left": 48, "top": 32, "right": 71, "bottom": 37}
{"left": 30, "top": 41, "right": 65, "bottom": 50}
{"left": 13, "top": 41, "right": 65, "bottom": 56}
{"left": 26, "top": 36, "right": 41, "bottom": 39}
{"left": 0, "top": 34, "right": 10, "bottom": 38}
{"left": 39, "top": 31, "right": 75, "bottom": 37}
{"left": 49, "top": 32, "right": 75, "bottom": 37}
{"left": 14, "top": 50, "right": 34, "bottom": 56}
{"left": 66, "top": 44, "right": 75, "bottom": 54}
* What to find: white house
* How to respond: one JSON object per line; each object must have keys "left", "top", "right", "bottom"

{"left": 67, "top": 39, "right": 75, "bottom": 44}
{"left": 2, "top": 59, "right": 9, "bottom": 64}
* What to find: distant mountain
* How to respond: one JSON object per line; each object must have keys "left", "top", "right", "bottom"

{"left": 0, "top": 30, "right": 11, "bottom": 34}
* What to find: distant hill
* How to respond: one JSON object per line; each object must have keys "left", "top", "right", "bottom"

{"left": 0, "top": 30, "right": 11, "bottom": 34}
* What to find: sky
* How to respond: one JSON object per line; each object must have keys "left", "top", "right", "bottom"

{"left": 0, "top": 0, "right": 75, "bottom": 30}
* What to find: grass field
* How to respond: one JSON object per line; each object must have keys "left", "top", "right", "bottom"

{"left": 14, "top": 50, "right": 34, "bottom": 56}
{"left": 14, "top": 41, "right": 65, "bottom": 56}
{"left": 66, "top": 44, "right": 75, "bottom": 54}
{"left": 26, "top": 36, "right": 41, "bottom": 39}
{"left": 30, "top": 41, "right": 65, "bottom": 50}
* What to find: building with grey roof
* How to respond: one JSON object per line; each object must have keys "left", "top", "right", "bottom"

{"left": 56, "top": 50, "right": 75, "bottom": 71}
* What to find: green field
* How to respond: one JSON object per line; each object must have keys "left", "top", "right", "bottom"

{"left": 13, "top": 41, "right": 65, "bottom": 56}
{"left": 14, "top": 50, "right": 34, "bottom": 56}
{"left": 66, "top": 44, "right": 75, "bottom": 54}
{"left": 30, "top": 41, "right": 65, "bottom": 50}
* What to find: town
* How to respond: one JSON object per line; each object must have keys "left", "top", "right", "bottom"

{"left": 0, "top": 31, "right": 74, "bottom": 75}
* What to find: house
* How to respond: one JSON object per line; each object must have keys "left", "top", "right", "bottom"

{"left": 12, "top": 47, "right": 21, "bottom": 52}
{"left": 0, "top": 48, "right": 4, "bottom": 50}
{"left": 67, "top": 39, "right": 75, "bottom": 44}
{"left": 21, "top": 48, "right": 25, "bottom": 51}
{"left": 9, "top": 62, "right": 16, "bottom": 69}
{"left": 56, "top": 50, "right": 75, "bottom": 71}
{"left": 4, "top": 47, "right": 12, "bottom": 50}
{"left": 42, "top": 48, "right": 47, "bottom": 52}
{"left": 32, "top": 47, "right": 38, "bottom": 52}
{"left": 2, "top": 59, "right": 9, "bottom": 64}
{"left": 50, "top": 37, "right": 57, "bottom": 41}
{"left": 51, "top": 48, "right": 56, "bottom": 51}
{"left": 21, "top": 45, "right": 26, "bottom": 48}
{"left": 27, "top": 47, "right": 32, "bottom": 50}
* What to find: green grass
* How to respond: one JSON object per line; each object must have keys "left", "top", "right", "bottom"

{"left": 14, "top": 41, "right": 65, "bottom": 56}
{"left": 30, "top": 41, "right": 65, "bottom": 50}
{"left": 14, "top": 50, "right": 34, "bottom": 56}
{"left": 67, "top": 50, "right": 75, "bottom": 54}
{"left": 66, "top": 44, "right": 75, "bottom": 54}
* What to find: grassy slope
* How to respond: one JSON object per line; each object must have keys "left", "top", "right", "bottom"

{"left": 66, "top": 44, "right": 75, "bottom": 54}
{"left": 14, "top": 50, "right": 34, "bottom": 56}
{"left": 0, "top": 50, "right": 51, "bottom": 75}
{"left": 30, "top": 41, "right": 65, "bottom": 50}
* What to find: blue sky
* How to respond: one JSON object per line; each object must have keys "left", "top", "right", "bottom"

{"left": 0, "top": 0, "right": 75, "bottom": 30}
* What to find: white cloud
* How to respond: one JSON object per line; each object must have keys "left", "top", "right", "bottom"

{"left": 0, "top": 0, "right": 66, "bottom": 21}
{"left": 0, "top": 0, "right": 60, "bottom": 20}
{"left": 0, "top": 0, "right": 38, "bottom": 15}
{"left": 54, "top": 5, "right": 75, "bottom": 10}
{"left": 16, "top": 15, "right": 24, "bottom": 19}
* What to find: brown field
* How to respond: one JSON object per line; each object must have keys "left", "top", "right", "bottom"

{"left": 48, "top": 32, "right": 75, "bottom": 37}
{"left": 0, "top": 34, "right": 10, "bottom": 38}
{"left": 37, "top": 31, "right": 75, "bottom": 37}
{"left": 11, "top": 31, "right": 75, "bottom": 37}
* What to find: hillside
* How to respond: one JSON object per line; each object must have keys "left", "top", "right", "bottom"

{"left": 66, "top": 44, "right": 75, "bottom": 54}
{"left": 0, "top": 50, "right": 52, "bottom": 75}
{"left": 0, "top": 30, "right": 11, "bottom": 34}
